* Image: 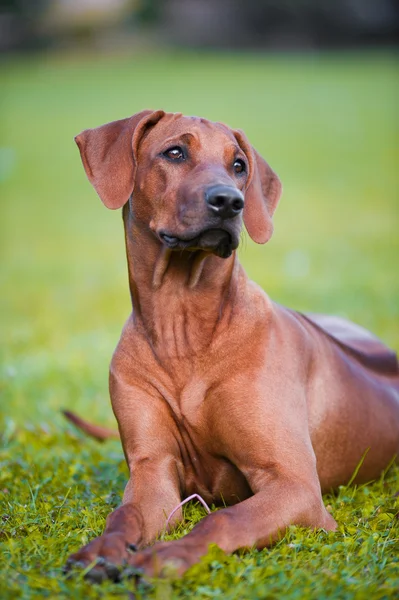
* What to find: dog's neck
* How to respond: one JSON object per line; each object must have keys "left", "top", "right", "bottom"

{"left": 123, "top": 212, "right": 241, "bottom": 360}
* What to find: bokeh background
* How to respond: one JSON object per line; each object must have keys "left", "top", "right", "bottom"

{"left": 1, "top": 1, "right": 398, "bottom": 427}
{"left": 0, "top": 3, "right": 399, "bottom": 598}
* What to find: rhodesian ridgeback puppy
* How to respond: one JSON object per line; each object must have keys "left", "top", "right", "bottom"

{"left": 65, "top": 110, "right": 399, "bottom": 581}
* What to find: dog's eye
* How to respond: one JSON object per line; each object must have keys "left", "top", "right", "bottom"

{"left": 233, "top": 159, "right": 246, "bottom": 174}
{"left": 163, "top": 146, "right": 185, "bottom": 161}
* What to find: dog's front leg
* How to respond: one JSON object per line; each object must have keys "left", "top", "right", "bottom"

{"left": 65, "top": 465, "right": 181, "bottom": 582}
{"left": 125, "top": 383, "right": 337, "bottom": 577}
{"left": 65, "top": 385, "right": 183, "bottom": 582}
{"left": 126, "top": 470, "right": 336, "bottom": 578}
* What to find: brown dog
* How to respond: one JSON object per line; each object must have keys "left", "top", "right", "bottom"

{"left": 65, "top": 110, "right": 399, "bottom": 581}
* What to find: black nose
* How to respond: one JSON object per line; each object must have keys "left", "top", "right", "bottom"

{"left": 205, "top": 185, "right": 244, "bottom": 220}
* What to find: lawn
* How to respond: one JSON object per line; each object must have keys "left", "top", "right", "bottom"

{"left": 1, "top": 49, "right": 398, "bottom": 599}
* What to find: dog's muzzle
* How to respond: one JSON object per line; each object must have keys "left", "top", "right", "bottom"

{"left": 160, "top": 227, "right": 239, "bottom": 259}
{"left": 159, "top": 185, "right": 243, "bottom": 258}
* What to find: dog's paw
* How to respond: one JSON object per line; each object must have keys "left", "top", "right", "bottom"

{"left": 64, "top": 532, "right": 137, "bottom": 583}
{"left": 125, "top": 540, "right": 195, "bottom": 579}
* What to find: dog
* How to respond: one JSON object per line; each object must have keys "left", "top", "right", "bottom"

{"left": 65, "top": 110, "right": 399, "bottom": 581}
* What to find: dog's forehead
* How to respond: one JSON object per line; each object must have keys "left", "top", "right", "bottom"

{"left": 147, "top": 113, "right": 237, "bottom": 146}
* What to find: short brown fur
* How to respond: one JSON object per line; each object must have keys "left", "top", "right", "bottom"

{"left": 65, "top": 111, "right": 399, "bottom": 580}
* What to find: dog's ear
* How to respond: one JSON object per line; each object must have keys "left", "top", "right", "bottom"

{"left": 75, "top": 110, "right": 165, "bottom": 209}
{"left": 234, "top": 129, "right": 282, "bottom": 244}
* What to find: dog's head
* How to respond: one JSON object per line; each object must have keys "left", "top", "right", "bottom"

{"left": 75, "top": 110, "right": 282, "bottom": 259}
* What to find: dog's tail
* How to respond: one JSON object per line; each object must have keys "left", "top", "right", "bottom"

{"left": 62, "top": 410, "right": 120, "bottom": 442}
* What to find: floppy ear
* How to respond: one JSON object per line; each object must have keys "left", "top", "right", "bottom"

{"left": 74, "top": 109, "right": 165, "bottom": 209}
{"left": 234, "top": 129, "right": 282, "bottom": 244}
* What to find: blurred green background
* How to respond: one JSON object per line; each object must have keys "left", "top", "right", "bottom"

{"left": 1, "top": 4, "right": 399, "bottom": 598}
{"left": 1, "top": 50, "right": 398, "bottom": 427}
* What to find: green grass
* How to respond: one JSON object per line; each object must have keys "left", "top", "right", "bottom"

{"left": 1, "top": 50, "right": 398, "bottom": 598}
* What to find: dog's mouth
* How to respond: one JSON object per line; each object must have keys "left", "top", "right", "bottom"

{"left": 159, "top": 228, "right": 238, "bottom": 259}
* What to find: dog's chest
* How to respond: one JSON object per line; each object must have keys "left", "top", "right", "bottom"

{"left": 166, "top": 378, "right": 252, "bottom": 506}
{"left": 176, "top": 418, "right": 251, "bottom": 505}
